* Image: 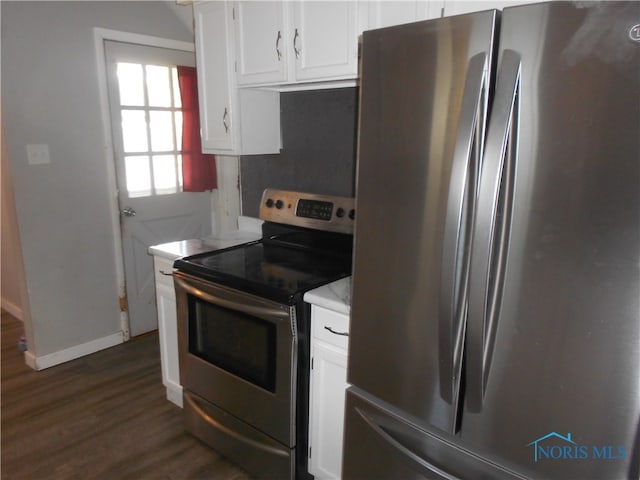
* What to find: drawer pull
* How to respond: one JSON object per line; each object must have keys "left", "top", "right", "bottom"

{"left": 159, "top": 270, "right": 174, "bottom": 276}
{"left": 324, "top": 326, "right": 348, "bottom": 337}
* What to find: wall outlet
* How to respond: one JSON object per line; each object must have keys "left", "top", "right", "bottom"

{"left": 26, "top": 144, "right": 50, "bottom": 165}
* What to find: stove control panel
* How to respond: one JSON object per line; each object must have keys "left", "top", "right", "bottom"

{"left": 260, "top": 189, "right": 355, "bottom": 234}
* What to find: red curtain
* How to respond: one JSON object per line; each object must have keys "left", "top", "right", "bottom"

{"left": 177, "top": 66, "right": 217, "bottom": 192}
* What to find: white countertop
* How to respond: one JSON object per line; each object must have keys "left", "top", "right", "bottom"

{"left": 148, "top": 216, "right": 263, "bottom": 261}
{"left": 304, "top": 276, "right": 351, "bottom": 315}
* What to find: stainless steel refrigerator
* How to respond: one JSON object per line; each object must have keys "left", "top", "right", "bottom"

{"left": 344, "top": 2, "right": 639, "bottom": 479}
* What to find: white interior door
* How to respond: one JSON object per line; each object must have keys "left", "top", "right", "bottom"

{"left": 105, "top": 41, "right": 212, "bottom": 337}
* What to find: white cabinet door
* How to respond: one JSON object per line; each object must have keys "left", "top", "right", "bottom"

{"left": 194, "top": 1, "right": 238, "bottom": 152}
{"left": 309, "top": 341, "right": 348, "bottom": 480}
{"left": 308, "top": 305, "right": 350, "bottom": 480}
{"left": 156, "top": 282, "right": 183, "bottom": 407}
{"left": 292, "top": 1, "right": 359, "bottom": 82}
{"left": 367, "top": 0, "right": 443, "bottom": 29}
{"left": 234, "top": 2, "right": 288, "bottom": 85}
{"left": 153, "top": 256, "right": 182, "bottom": 408}
{"left": 194, "top": 1, "right": 281, "bottom": 155}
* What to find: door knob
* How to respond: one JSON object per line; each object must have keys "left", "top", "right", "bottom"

{"left": 121, "top": 207, "right": 136, "bottom": 217}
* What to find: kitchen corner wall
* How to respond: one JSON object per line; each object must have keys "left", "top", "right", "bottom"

{"left": 240, "top": 88, "right": 358, "bottom": 216}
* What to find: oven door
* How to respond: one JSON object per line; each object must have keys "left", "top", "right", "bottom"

{"left": 174, "top": 271, "right": 296, "bottom": 447}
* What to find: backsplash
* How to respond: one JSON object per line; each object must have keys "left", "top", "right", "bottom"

{"left": 240, "top": 88, "right": 358, "bottom": 217}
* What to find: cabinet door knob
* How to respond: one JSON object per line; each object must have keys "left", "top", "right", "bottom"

{"left": 222, "top": 107, "right": 230, "bottom": 133}
{"left": 293, "top": 28, "right": 301, "bottom": 59}
{"left": 275, "top": 30, "right": 282, "bottom": 61}
{"left": 120, "top": 206, "right": 136, "bottom": 217}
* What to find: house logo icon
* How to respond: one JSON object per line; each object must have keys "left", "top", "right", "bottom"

{"left": 527, "top": 432, "right": 576, "bottom": 462}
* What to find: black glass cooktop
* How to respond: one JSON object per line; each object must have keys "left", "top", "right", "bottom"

{"left": 174, "top": 239, "right": 352, "bottom": 305}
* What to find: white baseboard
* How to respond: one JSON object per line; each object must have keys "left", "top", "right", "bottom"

{"left": 166, "top": 382, "right": 183, "bottom": 408}
{"left": 1, "top": 298, "right": 23, "bottom": 321}
{"left": 23, "top": 331, "right": 124, "bottom": 371}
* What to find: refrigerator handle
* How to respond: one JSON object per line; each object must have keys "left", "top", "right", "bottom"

{"left": 355, "top": 407, "right": 462, "bottom": 480}
{"left": 467, "top": 49, "right": 520, "bottom": 413}
{"left": 439, "top": 52, "right": 488, "bottom": 423}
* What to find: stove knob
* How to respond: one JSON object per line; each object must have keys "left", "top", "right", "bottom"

{"left": 349, "top": 209, "right": 355, "bottom": 220}
{"left": 275, "top": 199, "right": 284, "bottom": 209}
{"left": 265, "top": 198, "right": 274, "bottom": 208}
{"left": 336, "top": 207, "right": 345, "bottom": 218}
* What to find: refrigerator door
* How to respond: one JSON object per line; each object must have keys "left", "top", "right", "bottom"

{"left": 462, "top": 3, "right": 640, "bottom": 479}
{"left": 343, "top": 388, "right": 527, "bottom": 480}
{"left": 349, "top": 11, "right": 498, "bottom": 434}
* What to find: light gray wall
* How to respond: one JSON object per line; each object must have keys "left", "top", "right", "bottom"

{"left": 1, "top": 1, "right": 194, "bottom": 357}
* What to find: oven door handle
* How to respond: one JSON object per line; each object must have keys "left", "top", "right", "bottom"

{"left": 174, "top": 274, "right": 290, "bottom": 320}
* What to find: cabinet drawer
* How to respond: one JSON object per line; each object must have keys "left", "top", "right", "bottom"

{"left": 312, "top": 305, "right": 350, "bottom": 350}
{"left": 153, "top": 256, "right": 176, "bottom": 289}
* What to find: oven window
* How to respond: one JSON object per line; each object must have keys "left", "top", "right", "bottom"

{"left": 187, "top": 295, "right": 277, "bottom": 392}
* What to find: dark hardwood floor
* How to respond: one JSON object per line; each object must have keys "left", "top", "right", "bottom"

{"left": 1, "top": 311, "right": 255, "bottom": 480}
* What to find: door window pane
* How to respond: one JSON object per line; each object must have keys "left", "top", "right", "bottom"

{"left": 125, "top": 156, "right": 151, "bottom": 197}
{"left": 174, "top": 111, "right": 183, "bottom": 151}
{"left": 146, "top": 65, "right": 172, "bottom": 107}
{"left": 121, "top": 110, "right": 148, "bottom": 153}
{"left": 177, "top": 154, "right": 183, "bottom": 188}
{"left": 149, "top": 111, "right": 174, "bottom": 151}
{"left": 153, "top": 155, "right": 178, "bottom": 194}
{"left": 117, "top": 63, "right": 144, "bottom": 106}
{"left": 172, "top": 67, "right": 182, "bottom": 108}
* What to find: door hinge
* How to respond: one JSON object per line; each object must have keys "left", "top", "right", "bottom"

{"left": 311, "top": 357, "right": 314, "bottom": 369}
{"left": 232, "top": 7, "right": 235, "bottom": 20}
{"left": 309, "top": 446, "right": 312, "bottom": 459}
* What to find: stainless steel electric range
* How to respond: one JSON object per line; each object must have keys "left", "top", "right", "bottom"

{"left": 173, "top": 189, "right": 355, "bottom": 480}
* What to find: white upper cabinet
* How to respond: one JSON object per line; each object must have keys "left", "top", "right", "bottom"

{"left": 194, "top": 1, "right": 237, "bottom": 152}
{"left": 234, "top": 2, "right": 288, "bottom": 85}
{"left": 194, "top": 1, "right": 281, "bottom": 155}
{"left": 442, "top": 0, "right": 535, "bottom": 16}
{"left": 233, "top": 1, "right": 363, "bottom": 87}
{"left": 291, "top": 1, "right": 361, "bottom": 82}
{"left": 366, "top": 1, "right": 444, "bottom": 29}
{"left": 231, "top": 1, "right": 539, "bottom": 90}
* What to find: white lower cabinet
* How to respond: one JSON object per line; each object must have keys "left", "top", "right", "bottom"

{"left": 308, "top": 305, "right": 350, "bottom": 480}
{"left": 153, "top": 256, "right": 182, "bottom": 408}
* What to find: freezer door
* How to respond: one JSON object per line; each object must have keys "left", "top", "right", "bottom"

{"left": 343, "top": 388, "right": 527, "bottom": 480}
{"left": 462, "top": 3, "right": 640, "bottom": 479}
{"left": 349, "top": 11, "right": 498, "bottom": 433}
